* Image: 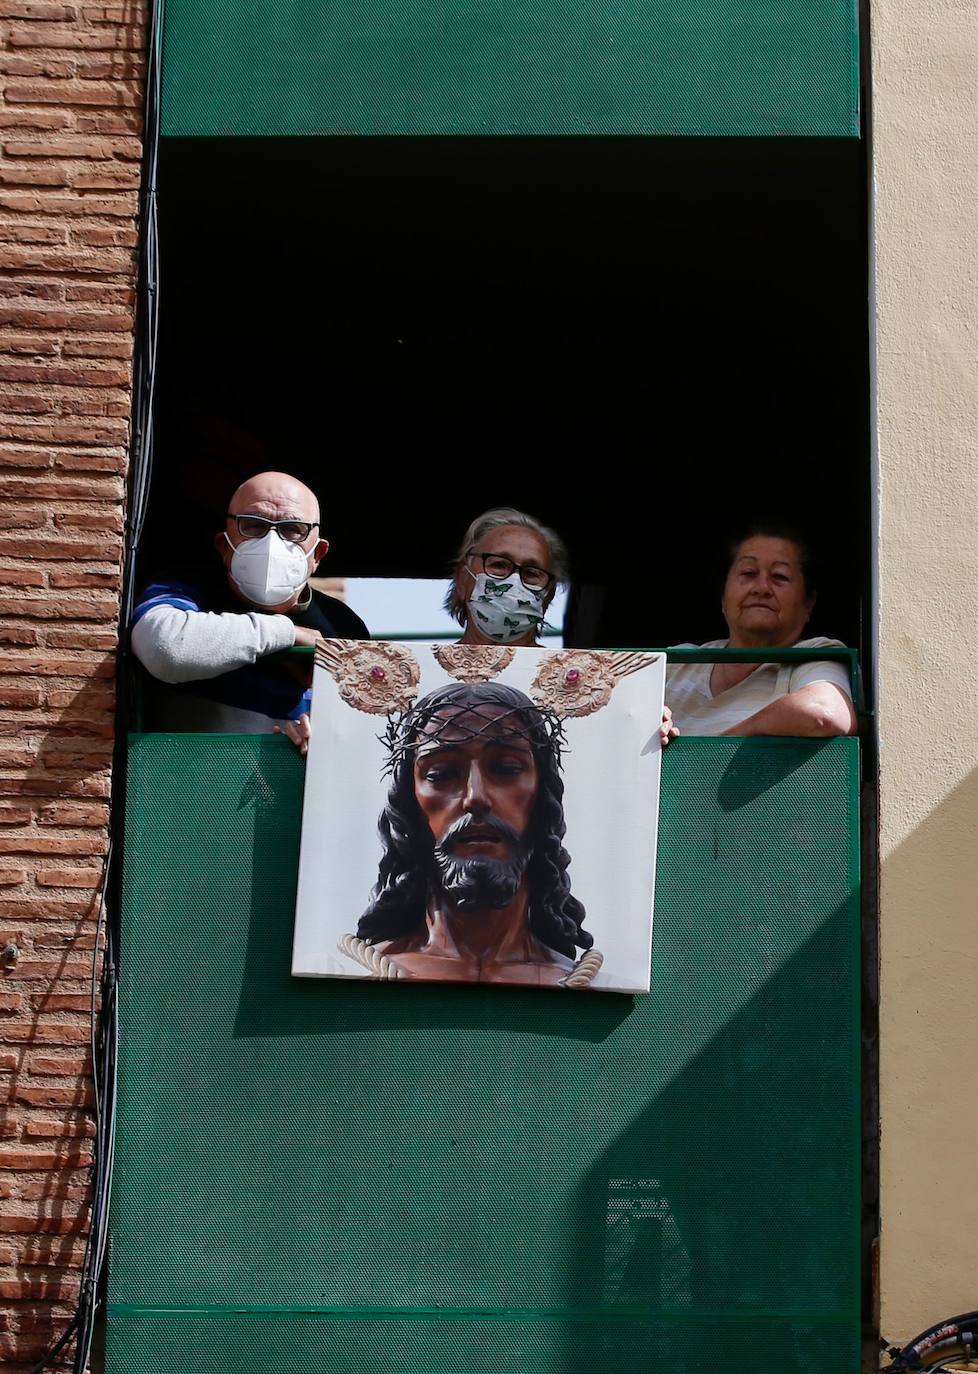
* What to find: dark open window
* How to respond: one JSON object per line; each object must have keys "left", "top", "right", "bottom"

{"left": 142, "top": 134, "right": 870, "bottom": 661}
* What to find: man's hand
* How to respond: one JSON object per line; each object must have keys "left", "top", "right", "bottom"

{"left": 274, "top": 713, "right": 312, "bottom": 757}
{"left": 660, "top": 705, "right": 679, "bottom": 748}
{"left": 293, "top": 626, "right": 323, "bottom": 648}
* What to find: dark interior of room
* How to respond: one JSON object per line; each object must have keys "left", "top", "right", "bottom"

{"left": 144, "top": 135, "right": 869, "bottom": 656}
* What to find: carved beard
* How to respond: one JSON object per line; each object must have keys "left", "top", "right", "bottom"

{"left": 431, "top": 814, "right": 530, "bottom": 912}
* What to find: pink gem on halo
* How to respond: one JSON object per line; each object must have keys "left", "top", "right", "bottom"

{"left": 565, "top": 669, "right": 581, "bottom": 684}
{"left": 369, "top": 665, "right": 386, "bottom": 682}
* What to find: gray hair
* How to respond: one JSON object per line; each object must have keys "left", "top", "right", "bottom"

{"left": 444, "top": 507, "right": 571, "bottom": 627}
{"left": 723, "top": 520, "right": 818, "bottom": 597}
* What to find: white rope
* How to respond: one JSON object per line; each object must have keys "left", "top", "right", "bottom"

{"left": 560, "top": 948, "right": 604, "bottom": 988}
{"left": 337, "top": 934, "right": 413, "bottom": 979}
{"left": 338, "top": 935, "right": 604, "bottom": 988}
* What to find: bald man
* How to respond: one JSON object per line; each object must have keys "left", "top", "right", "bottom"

{"left": 131, "top": 471, "right": 368, "bottom": 738}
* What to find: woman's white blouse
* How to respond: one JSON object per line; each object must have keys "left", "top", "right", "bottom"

{"left": 665, "top": 637, "right": 853, "bottom": 736}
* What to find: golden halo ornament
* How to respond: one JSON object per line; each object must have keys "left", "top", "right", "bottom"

{"left": 531, "top": 649, "right": 660, "bottom": 717}
{"left": 431, "top": 644, "right": 516, "bottom": 682}
{"left": 315, "top": 639, "right": 421, "bottom": 715}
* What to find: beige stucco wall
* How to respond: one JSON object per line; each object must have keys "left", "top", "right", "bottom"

{"left": 874, "top": 0, "right": 978, "bottom": 1345}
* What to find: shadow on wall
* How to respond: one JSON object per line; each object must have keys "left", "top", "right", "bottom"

{"left": 223, "top": 735, "right": 864, "bottom": 1374}
{"left": 1, "top": 660, "right": 116, "bottom": 1365}
{"left": 878, "top": 763, "right": 978, "bottom": 1342}
{"left": 566, "top": 897, "right": 861, "bottom": 1374}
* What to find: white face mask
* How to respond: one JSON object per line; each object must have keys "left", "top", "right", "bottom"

{"left": 224, "top": 530, "right": 313, "bottom": 608}
{"left": 466, "top": 571, "right": 549, "bottom": 643}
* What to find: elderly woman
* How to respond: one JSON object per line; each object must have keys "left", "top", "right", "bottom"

{"left": 446, "top": 507, "right": 677, "bottom": 745}
{"left": 666, "top": 524, "right": 856, "bottom": 737}
{"left": 277, "top": 507, "right": 561, "bottom": 756}
{"left": 445, "top": 507, "right": 567, "bottom": 647}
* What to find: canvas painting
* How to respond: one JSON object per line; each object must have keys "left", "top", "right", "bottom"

{"left": 292, "top": 642, "right": 665, "bottom": 992}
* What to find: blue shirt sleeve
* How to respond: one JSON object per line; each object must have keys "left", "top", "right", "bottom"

{"left": 132, "top": 580, "right": 202, "bottom": 626}
{"left": 287, "top": 688, "right": 314, "bottom": 721}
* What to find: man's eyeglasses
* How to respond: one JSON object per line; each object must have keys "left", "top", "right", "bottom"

{"left": 465, "top": 550, "right": 555, "bottom": 592}
{"left": 227, "top": 514, "right": 319, "bottom": 544}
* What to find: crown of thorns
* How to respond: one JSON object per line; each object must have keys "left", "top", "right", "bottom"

{"left": 380, "top": 696, "right": 567, "bottom": 776}
{"left": 315, "top": 641, "right": 660, "bottom": 718}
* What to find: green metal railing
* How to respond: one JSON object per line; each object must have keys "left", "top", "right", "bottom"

{"left": 369, "top": 629, "right": 564, "bottom": 641}
{"left": 116, "top": 634, "right": 863, "bottom": 1374}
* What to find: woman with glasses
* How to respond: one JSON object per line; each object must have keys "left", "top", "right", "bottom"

{"left": 445, "top": 508, "right": 678, "bottom": 745}
{"left": 444, "top": 508, "right": 567, "bottom": 648}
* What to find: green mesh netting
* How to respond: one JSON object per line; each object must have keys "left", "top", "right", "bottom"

{"left": 160, "top": 0, "right": 859, "bottom": 136}
{"left": 107, "top": 734, "right": 860, "bottom": 1373}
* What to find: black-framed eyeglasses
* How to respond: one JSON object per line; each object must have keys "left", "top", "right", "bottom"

{"left": 465, "top": 550, "right": 555, "bottom": 592}
{"left": 226, "top": 514, "right": 319, "bottom": 544}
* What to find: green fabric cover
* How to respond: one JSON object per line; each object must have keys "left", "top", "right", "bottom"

{"left": 107, "top": 733, "right": 860, "bottom": 1373}
{"left": 160, "top": 0, "right": 859, "bottom": 136}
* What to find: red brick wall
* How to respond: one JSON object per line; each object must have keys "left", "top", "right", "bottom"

{"left": 0, "top": 0, "right": 144, "bottom": 1365}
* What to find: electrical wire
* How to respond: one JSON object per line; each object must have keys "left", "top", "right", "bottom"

{"left": 25, "top": 0, "right": 164, "bottom": 1367}
{"left": 69, "top": 845, "right": 118, "bottom": 1374}
{"left": 22, "top": 1315, "right": 79, "bottom": 1374}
